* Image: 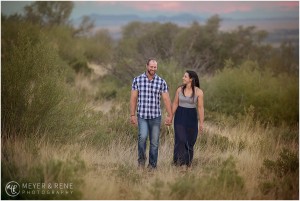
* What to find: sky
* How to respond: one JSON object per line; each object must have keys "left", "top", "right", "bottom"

{"left": 1, "top": 1, "right": 299, "bottom": 20}
{"left": 71, "top": 1, "right": 299, "bottom": 19}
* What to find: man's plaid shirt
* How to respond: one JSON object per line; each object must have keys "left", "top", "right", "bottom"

{"left": 132, "top": 72, "right": 168, "bottom": 119}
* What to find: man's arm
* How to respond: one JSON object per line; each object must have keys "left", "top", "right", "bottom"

{"left": 162, "top": 92, "right": 173, "bottom": 125}
{"left": 130, "top": 90, "right": 138, "bottom": 125}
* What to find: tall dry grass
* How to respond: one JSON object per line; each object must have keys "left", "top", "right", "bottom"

{"left": 2, "top": 112, "right": 298, "bottom": 199}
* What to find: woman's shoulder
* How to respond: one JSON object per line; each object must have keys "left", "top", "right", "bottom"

{"left": 176, "top": 85, "right": 183, "bottom": 92}
{"left": 195, "top": 87, "right": 203, "bottom": 96}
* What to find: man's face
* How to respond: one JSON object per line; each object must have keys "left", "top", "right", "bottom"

{"left": 146, "top": 60, "right": 157, "bottom": 76}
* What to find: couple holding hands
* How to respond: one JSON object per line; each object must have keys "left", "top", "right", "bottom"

{"left": 130, "top": 58, "right": 204, "bottom": 170}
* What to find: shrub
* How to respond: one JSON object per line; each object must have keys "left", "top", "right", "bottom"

{"left": 210, "top": 135, "right": 233, "bottom": 152}
{"left": 6, "top": 159, "right": 85, "bottom": 200}
{"left": 2, "top": 31, "right": 67, "bottom": 135}
{"left": 1, "top": 29, "right": 103, "bottom": 142}
{"left": 169, "top": 174, "right": 198, "bottom": 199}
{"left": 149, "top": 178, "right": 164, "bottom": 200}
{"left": 205, "top": 60, "right": 298, "bottom": 125}
{"left": 216, "top": 156, "right": 244, "bottom": 191}
{"left": 114, "top": 163, "right": 141, "bottom": 184}
{"left": 1, "top": 128, "right": 89, "bottom": 199}
{"left": 169, "top": 156, "right": 244, "bottom": 199}
{"left": 259, "top": 149, "right": 299, "bottom": 199}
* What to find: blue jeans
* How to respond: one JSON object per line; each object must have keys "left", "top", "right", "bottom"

{"left": 138, "top": 116, "right": 161, "bottom": 168}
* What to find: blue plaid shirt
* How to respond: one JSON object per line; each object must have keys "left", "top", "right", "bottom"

{"left": 132, "top": 72, "right": 168, "bottom": 119}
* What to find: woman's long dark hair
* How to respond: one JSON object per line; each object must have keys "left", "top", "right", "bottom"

{"left": 182, "top": 70, "right": 200, "bottom": 102}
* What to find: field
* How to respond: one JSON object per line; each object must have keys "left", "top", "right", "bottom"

{"left": 2, "top": 7, "right": 298, "bottom": 199}
{"left": 2, "top": 63, "right": 298, "bottom": 200}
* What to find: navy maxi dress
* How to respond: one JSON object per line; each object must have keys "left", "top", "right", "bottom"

{"left": 173, "top": 91, "right": 198, "bottom": 166}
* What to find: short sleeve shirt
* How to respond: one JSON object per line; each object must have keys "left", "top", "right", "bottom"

{"left": 131, "top": 72, "right": 168, "bottom": 119}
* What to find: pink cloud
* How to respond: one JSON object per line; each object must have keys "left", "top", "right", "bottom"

{"left": 131, "top": 2, "right": 183, "bottom": 12}
{"left": 110, "top": 2, "right": 254, "bottom": 14}
{"left": 273, "top": 1, "right": 299, "bottom": 11}
{"left": 185, "top": 2, "right": 253, "bottom": 14}
{"left": 275, "top": 1, "right": 299, "bottom": 8}
{"left": 93, "top": 1, "right": 299, "bottom": 14}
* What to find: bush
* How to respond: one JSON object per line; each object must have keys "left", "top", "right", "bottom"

{"left": 2, "top": 31, "right": 66, "bottom": 134}
{"left": 1, "top": 154, "right": 86, "bottom": 200}
{"left": 114, "top": 163, "right": 141, "bottom": 184}
{"left": 169, "top": 174, "right": 197, "bottom": 199}
{"left": 205, "top": 60, "right": 299, "bottom": 125}
{"left": 169, "top": 156, "right": 245, "bottom": 199}
{"left": 210, "top": 135, "right": 233, "bottom": 152}
{"left": 149, "top": 178, "right": 164, "bottom": 200}
{"left": 1, "top": 29, "right": 103, "bottom": 142}
{"left": 259, "top": 149, "right": 299, "bottom": 199}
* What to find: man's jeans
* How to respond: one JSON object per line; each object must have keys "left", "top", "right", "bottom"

{"left": 138, "top": 116, "right": 161, "bottom": 168}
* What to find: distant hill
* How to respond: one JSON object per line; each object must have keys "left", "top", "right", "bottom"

{"left": 71, "top": 14, "right": 299, "bottom": 46}
{"left": 72, "top": 13, "right": 205, "bottom": 28}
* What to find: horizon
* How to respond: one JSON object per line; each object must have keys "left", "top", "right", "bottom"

{"left": 2, "top": 1, "right": 299, "bottom": 20}
{"left": 2, "top": 1, "right": 299, "bottom": 44}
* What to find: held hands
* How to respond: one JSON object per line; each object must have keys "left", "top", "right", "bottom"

{"left": 164, "top": 115, "right": 173, "bottom": 126}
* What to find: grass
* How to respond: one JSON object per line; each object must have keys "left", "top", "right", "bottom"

{"left": 2, "top": 18, "right": 298, "bottom": 200}
{"left": 2, "top": 110, "right": 298, "bottom": 199}
{"left": 2, "top": 61, "right": 298, "bottom": 199}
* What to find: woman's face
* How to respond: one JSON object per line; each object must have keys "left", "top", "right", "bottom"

{"left": 182, "top": 72, "right": 192, "bottom": 85}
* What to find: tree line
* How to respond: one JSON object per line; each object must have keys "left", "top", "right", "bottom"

{"left": 3, "top": 2, "right": 298, "bottom": 82}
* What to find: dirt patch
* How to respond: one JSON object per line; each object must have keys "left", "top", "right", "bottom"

{"left": 74, "top": 62, "right": 117, "bottom": 113}
{"left": 90, "top": 101, "right": 113, "bottom": 113}
{"left": 88, "top": 62, "right": 108, "bottom": 80}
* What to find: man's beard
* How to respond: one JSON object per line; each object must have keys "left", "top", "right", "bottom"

{"left": 148, "top": 70, "right": 155, "bottom": 76}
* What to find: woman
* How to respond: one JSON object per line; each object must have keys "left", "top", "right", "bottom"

{"left": 172, "top": 70, "right": 204, "bottom": 167}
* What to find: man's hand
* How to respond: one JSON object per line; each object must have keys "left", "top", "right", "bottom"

{"left": 130, "top": 116, "right": 138, "bottom": 126}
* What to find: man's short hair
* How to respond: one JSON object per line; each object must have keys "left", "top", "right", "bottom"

{"left": 147, "top": 58, "right": 157, "bottom": 65}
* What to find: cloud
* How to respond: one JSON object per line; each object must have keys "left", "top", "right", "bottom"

{"left": 71, "top": 1, "right": 299, "bottom": 20}
{"left": 123, "top": 2, "right": 184, "bottom": 12}
{"left": 108, "top": 2, "right": 252, "bottom": 14}
{"left": 274, "top": 1, "right": 299, "bottom": 8}
{"left": 91, "top": 1, "right": 298, "bottom": 15}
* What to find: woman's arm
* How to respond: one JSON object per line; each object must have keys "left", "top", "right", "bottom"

{"left": 196, "top": 88, "right": 204, "bottom": 133}
{"left": 162, "top": 92, "right": 173, "bottom": 125}
{"left": 172, "top": 87, "right": 181, "bottom": 116}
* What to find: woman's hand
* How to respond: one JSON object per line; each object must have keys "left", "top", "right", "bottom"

{"left": 199, "top": 124, "right": 204, "bottom": 134}
{"left": 164, "top": 115, "right": 173, "bottom": 126}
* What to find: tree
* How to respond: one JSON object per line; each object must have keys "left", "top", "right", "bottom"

{"left": 84, "top": 29, "right": 113, "bottom": 64}
{"left": 173, "top": 16, "right": 222, "bottom": 73}
{"left": 265, "top": 41, "right": 299, "bottom": 75}
{"left": 73, "top": 16, "right": 95, "bottom": 37}
{"left": 137, "top": 22, "right": 179, "bottom": 60}
{"left": 24, "top": 1, "right": 74, "bottom": 26}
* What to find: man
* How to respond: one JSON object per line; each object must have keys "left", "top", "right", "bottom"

{"left": 130, "top": 58, "right": 173, "bottom": 169}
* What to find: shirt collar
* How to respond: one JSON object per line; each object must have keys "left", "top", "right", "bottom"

{"left": 143, "top": 72, "right": 157, "bottom": 80}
